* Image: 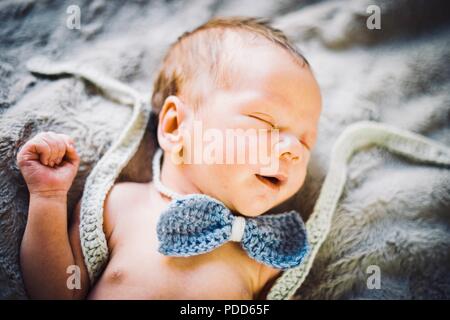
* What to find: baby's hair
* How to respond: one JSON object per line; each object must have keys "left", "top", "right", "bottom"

{"left": 149, "top": 16, "right": 309, "bottom": 142}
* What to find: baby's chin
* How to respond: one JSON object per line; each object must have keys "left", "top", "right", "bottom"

{"left": 230, "top": 184, "right": 302, "bottom": 217}
{"left": 231, "top": 196, "right": 279, "bottom": 217}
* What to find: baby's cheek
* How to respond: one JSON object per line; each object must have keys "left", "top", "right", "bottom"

{"left": 301, "top": 149, "right": 310, "bottom": 166}
{"left": 288, "top": 163, "right": 308, "bottom": 193}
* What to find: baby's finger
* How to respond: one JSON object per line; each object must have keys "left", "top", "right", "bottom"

{"left": 31, "top": 133, "right": 53, "bottom": 166}
{"left": 59, "top": 135, "right": 79, "bottom": 165}
{"left": 34, "top": 139, "right": 52, "bottom": 166}
{"left": 64, "top": 144, "right": 80, "bottom": 166}
{"left": 53, "top": 135, "right": 66, "bottom": 165}
{"left": 58, "top": 134, "right": 75, "bottom": 148}
{"left": 40, "top": 132, "right": 60, "bottom": 167}
{"left": 17, "top": 135, "right": 51, "bottom": 165}
{"left": 57, "top": 133, "right": 75, "bottom": 151}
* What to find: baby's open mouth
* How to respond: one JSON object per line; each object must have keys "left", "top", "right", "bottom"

{"left": 255, "top": 173, "right": 286, "bottom": 190}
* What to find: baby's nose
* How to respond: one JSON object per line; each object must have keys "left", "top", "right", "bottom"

{"left": 274, "top": 133, "right": 302, "bottom": 163}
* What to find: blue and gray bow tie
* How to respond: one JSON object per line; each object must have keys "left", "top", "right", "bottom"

{"left": 157, "top": 194, "right": 310, "bottom": 270}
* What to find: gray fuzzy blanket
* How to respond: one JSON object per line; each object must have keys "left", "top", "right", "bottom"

{"left": 1, "top": 0, "right": 449, "bottom": 299}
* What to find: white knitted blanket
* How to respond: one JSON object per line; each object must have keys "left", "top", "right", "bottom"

{"left": 1, "top": 0, "right": 449, "bottom": 299}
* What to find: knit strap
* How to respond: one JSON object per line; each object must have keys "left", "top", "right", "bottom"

{"left": 152, "top": 148, "right": 183, "bottom": 200}
{"left": 267, "top": 121, "right": 450, "bottom": 300}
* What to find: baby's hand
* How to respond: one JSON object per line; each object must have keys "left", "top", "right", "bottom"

{"left": 17, "top": 132, "right": 80, "bottom": 198}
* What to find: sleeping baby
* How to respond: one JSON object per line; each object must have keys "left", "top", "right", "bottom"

{"left": 16, "top": 17, "right": 322, "bottom": 299}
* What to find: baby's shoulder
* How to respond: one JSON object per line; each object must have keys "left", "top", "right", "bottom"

{"left": 103, "top": 181, "right": 150, "bottom": 240}
{"left": 104, "top": 181, "right": 148, "bottom": 214}
{"left": 106, "top": 181, "right": 149, "bottom": 204}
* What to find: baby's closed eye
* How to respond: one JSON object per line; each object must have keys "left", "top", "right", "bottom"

{"left": 247, "top": 114, "right": 276, "bottom": 128}
{"left": 246, "top": 114, "right": 313, "bottom": 150}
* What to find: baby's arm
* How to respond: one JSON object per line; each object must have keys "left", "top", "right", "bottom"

{"left": 17, "top": 132, "right": 89, "bottom": 299}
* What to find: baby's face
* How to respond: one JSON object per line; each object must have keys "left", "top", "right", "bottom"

{"left": 179, "top": 46, "right": 322, "bottom": 216}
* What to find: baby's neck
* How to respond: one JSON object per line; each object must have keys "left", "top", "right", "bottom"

{"left": 159, "top": 158, "right": 202, "bottom": 199}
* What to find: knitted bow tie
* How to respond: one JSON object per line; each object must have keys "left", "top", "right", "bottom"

{"left": 157, "top": 194, "right": 310, "bottom": 270}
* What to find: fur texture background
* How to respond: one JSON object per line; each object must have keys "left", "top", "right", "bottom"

{"left": 0, "top": 0, "right": 449, "bottom": 299}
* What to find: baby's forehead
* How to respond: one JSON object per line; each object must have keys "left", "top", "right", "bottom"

{"left": 193, "top": 31, "right": 306, "bottom": 89}
{"left": 223, "top": 47, "right": 308, "bottom": 90}
{"left": 220, "top": 29, "right": 303, "bottom": 61}
{"left": 154, "top": 24, "right": 310, "bottom": 114}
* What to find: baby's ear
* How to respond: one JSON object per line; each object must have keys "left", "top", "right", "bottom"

{"left": 157, "top": 95, "right": 190, "bottom": 151}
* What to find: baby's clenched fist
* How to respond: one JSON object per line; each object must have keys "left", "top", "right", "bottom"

{"left": 16, "top": 131, "right": 80, "bottom": 199}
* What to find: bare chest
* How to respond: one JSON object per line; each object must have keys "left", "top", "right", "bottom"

{"left": 88, "top": 198, "right": 256, "bottom": 299}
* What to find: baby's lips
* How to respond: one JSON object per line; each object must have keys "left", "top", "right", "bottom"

{"left": 271, "top": 172, "right": 288, "bottom": 183}
{"left": 265, "top": 172, "right": 288, "bottom": 183}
